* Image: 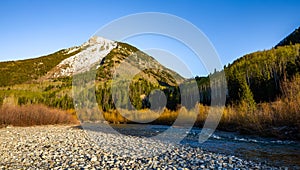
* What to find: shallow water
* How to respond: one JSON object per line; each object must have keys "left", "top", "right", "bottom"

{"left": 83, "top": 123, "right": 300, "bottom": 168}
{"left": 183, "top": 128, "right": 300, "bottom": 168}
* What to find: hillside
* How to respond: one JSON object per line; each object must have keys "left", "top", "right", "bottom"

{"left": 196, "top": 27, "right": 300, "bottom": 105}
{"left": 225, "top": 44, "right": 300, "bottom": 103}
{"left": 0, "top": 47, "right": 82, "bottom": 87}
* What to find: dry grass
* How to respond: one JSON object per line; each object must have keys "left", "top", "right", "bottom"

{"left": 97, "top": 95, "right": 299, "bottom": 139}
{"left": 0, "top": 104, "right": 78, "bottom": 127}
{"left": 89, "top": 96, "right": 298, "bottom": 132}
{"left": 217, "top": 99, "right": 300, "bottom": 139}
{"left": 216, "top": 77, "right": 300, "bottom": 139}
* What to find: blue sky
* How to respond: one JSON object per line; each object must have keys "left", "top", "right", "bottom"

{"left": 0, "top": 0, "right": 299, "bottom": 76}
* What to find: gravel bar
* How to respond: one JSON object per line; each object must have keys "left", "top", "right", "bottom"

{"left": 0, "top": 125, "right": 282, "bottom": 169}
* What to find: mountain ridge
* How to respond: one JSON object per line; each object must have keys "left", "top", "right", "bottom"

{"left": 276, "top": 27, "right": 300, "bottom": 47}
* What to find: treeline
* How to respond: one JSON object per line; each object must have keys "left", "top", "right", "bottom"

{"left": 75, "top": 78, "right": 181, "bottom": 112}
{"left": 0, "top": 80, "right": 74, "bottom": 110}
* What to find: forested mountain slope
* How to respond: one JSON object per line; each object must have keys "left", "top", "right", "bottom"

{"left": 197, "top": 27, "right": 300, "bottom": 105}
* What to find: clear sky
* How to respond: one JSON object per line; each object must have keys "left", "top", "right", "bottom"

{"left": 0, "top": 0, "right": 299, "bottom": 76}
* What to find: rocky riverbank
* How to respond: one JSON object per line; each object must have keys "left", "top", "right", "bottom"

{"left": 0, "top": 125, "right": 281, "bottom": 169}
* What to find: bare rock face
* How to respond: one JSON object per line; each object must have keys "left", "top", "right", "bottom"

{"left": 46, "top": 36, "right": 117, "bottom": 78}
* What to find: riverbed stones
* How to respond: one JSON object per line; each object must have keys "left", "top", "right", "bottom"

{"left": 0, "top": 125, "right": 279, "bottom": 169}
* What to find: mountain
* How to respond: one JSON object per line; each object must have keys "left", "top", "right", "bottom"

{"left": 0, "top": 36, "right": 185, "bottom": 111}
{"left": 276, "top": 27, "right": 300, "bottom": 47}
{"left": 0, "top": 36, "right": 184, "bottom": 87}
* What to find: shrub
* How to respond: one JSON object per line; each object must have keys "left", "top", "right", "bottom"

{"left": 0, "top": 104, "right": 78, "bottom": 126}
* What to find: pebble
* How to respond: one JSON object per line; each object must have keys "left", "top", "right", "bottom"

{"left": 91, "top": 156, "right": 97, "bottom": 162}
{"left": 0, "top": 125, "right": 278, "bottom": 169}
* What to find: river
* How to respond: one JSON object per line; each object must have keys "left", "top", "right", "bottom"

{"left": 82, "top": 123, "right": 300, "bottom": 168}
